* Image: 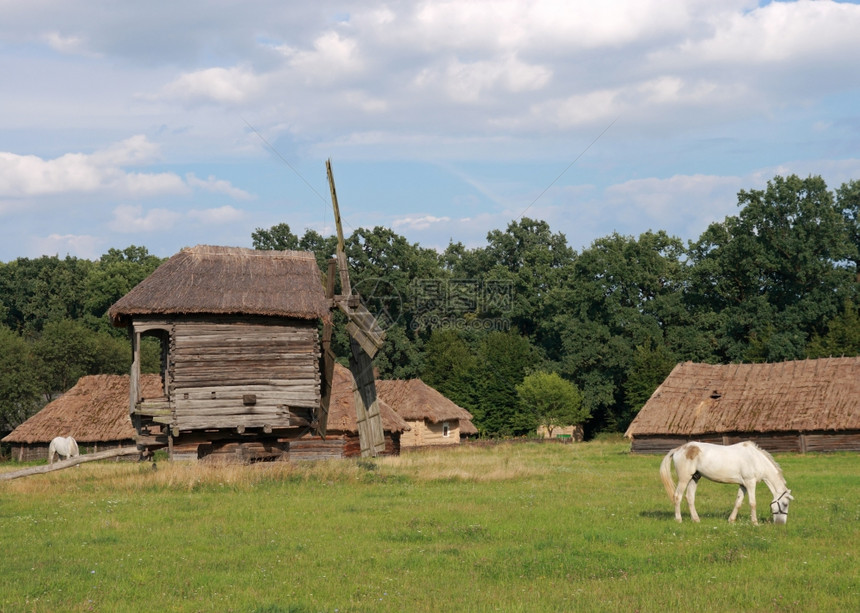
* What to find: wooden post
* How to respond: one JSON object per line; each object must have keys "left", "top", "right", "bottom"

{"left": 349, "top": 338, "right": 386, "bottom": 457}
{"left": 326, "top": 159, "right": 352, "bottom": 296}
{"left": 317, "top": 258, "right": 337, "bottom": 437}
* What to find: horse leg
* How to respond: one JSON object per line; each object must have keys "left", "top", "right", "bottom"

{"left": 673, "top": 474, "right": 693, "bottom": 522}
{"left": 746, "top": 480, "right": 759, "bottom": 525}
{"left": 728, "top": 485, "right": 746, "bottom": 523}
{"left": 685, "top": 479, "right": 701, "bottom": 523}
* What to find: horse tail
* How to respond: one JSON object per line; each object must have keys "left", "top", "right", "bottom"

{"left": 70, "top": 437, "right": 79, "bottom": 457}
{"left": 660, "top": 447, "right": 678, "bottom": 501}
{"left": 48, "top": 439, "right": 56, "bottom": 465}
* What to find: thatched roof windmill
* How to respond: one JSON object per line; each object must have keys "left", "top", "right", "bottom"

{"left": 318, "top": 159, "right": 387, "bottom": 457}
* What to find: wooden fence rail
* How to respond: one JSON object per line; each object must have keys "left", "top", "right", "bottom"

{"left": 0, "top": 446, "right": 142, "bottom": 481}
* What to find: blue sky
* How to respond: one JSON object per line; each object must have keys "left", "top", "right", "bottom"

{"left": 2, "top": 0, "right": 859, "bottom": 261}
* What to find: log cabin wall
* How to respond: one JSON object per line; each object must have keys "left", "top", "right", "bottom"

{"left": 629, "top": 431, "right": 860, "bottom": 454}
{"left": 165, "top": 316, "right": 321, "bottom": 432}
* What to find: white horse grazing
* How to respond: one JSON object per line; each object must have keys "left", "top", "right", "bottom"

{"left": 660, "top": 441, "right": 793, "bottom": 525}
{"left": 48, "top": 436, "right": 80, "bottom": 465}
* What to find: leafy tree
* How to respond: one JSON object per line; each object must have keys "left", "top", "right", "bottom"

{"left": 32, "top": 319, "right": 98, "bottom": 400}
{"left": 471, "top": 331, "right": 539, "bottom": 436}
{"left": 481, "top": 218, "right": 575, "bottom": 338}
{"left": 422, "top": 328, "right": 477, "bottom": 411}
{"left": 84, "top": 246, "right": 164, "bottom": 333}
{"left": 299, "top": 229, "right": 338, "bottom": 271}
{"left": 252, "top": 223, "right": 300, "bottom": 251}
{"left": 687, "top": 175, "right": 856, "bottom": 362}
{"left": 516, "top": 371, "right": 587, "bottom": 437}
{"left": 836, "top": 179, "right": 860, "bottom": 277}
{"left": 623, "top": 340, "right": 679, "bottom": 416}
{"left": 547, "top": 230, "right": 690, "bottom": 433}
{"left": 0, "top": 326, "right": 42, "bottom": 432}
{"left": 0, "top": 255, "right": 93, "bottom": 332}
{"left": 806, "top": 299, "right": 860, "bottom": 358}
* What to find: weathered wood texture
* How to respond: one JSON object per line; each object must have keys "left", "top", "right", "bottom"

{"left": 0, "top": 447, "right": 142, "bottom": 480}
{"left": 629, "top": 431, "right": 860, "bottom": 454}
{"left": 137, "top": 318, "right": 321, "bottom": 433}
{"left": 197, "top": 440, "right": 290, "bottom": 463}
{"left": 291, "top": 432, "right": 401, "bottom": 460}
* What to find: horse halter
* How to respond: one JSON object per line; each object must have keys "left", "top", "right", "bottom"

{"left": 770, "top": 491, "right": 791, "bottom": 516}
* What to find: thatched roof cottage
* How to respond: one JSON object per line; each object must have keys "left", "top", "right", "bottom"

{"left": 375, "top": 379, "right": 473, "bottom": 447}
{"left": 625, "top": 357, "right": 860, "bottom": 454}
{"left": 2, "top": 374, "right": 162, "bottom": 461}
{"left": 290, "top": 364, "right": 410, "bottom": 459}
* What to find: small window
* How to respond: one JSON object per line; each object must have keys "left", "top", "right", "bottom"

{"left": 442, "top": 421, "right": 450, "bottom": 437}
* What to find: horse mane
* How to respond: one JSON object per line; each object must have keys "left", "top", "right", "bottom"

{"left": 752, "top": 442, "right": 783, "bottom": 477}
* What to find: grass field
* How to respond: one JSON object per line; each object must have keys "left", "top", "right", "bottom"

{"left": 1, "top": 440, "right": 858, "bottom": 612}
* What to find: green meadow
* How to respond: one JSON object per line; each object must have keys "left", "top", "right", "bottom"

{"left": 1, "top": 440, "right": 858, "bottom": 612}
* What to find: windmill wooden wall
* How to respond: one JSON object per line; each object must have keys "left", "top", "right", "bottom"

{"left": 108, "top": 245, "right": 331, "bottom": 455}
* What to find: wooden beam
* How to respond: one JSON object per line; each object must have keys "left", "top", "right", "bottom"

{"left": 318, "top": 258, "right": 337, "bottom": 438}
{"left": 349, "top": 337, "right": 386, "bottom": 457}
{"left": 327, "top": 159, "right": 352, "bottom": 296}
{"left": 0, "top": 447, "right": 142, "bottom": 481}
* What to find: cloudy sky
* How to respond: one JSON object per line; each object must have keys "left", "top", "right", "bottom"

{"left": 2, "top": 0, "right": 859, "bottom": 262}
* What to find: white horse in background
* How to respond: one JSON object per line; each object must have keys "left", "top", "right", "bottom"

{"left": 48, "top": 436, "right": 79, "bottom": 465}
{"left": 660, "top": 441, "right": 793, "bottom": 525}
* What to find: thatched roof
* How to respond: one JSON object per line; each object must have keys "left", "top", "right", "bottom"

{"left": 108, "top": 245, "right": 329, "bottom": 326}
{"left": 625, "top": 357, "right": 860, "bottom": 439}
{"left": 326, "top": 364, "right": 410, "bottom": 434}
{"left": 2, "top": 374, "right": 162, "bottom": 444}
{"left": 459, "top": 419, "right": 478, "bottom": 435}
{"left": 375, "top": 379, "right": 473, "bottom": 424}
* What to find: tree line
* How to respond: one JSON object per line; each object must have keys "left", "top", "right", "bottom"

{"left": 1, "top": 175, "right": 858, "bottom": 439}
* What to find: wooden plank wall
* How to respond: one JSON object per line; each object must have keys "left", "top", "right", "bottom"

{"left": 170, "top": 320, "right": 320, "bottom": 431}
{"left": 630, "top": 431, "right": 860, "bottom": 454}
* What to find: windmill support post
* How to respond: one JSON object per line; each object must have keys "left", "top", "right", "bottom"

{"left": 326, "top": 159, "right": 387, "bottom": 456}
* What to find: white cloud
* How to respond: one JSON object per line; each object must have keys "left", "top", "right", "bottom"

{"left": 34, "top": 233, "right": 102, "bottom": 259}
{"left": 392, "top": 214, "right": 452, "bottom": 231}
{"left": 43, "top": 32, "right": 98, "bottom": 57}
{"left": 605, "top": 174, "right": 742, "bottom": 224}
{"left": 279, "top": 31, "right": 364, "bottom": 84}
{"left": 677, "top": 0, "right": 860, "bottom": 66}
{"left": 109, "top": 204, "right": 182, "bottom": 233}
{"left": 415, "top": 54, "right": 551, "bottom": 104}
{"left": 0, "top": 136, "right": 185, "bottom": 198}
{"left": 157, "top": 66, "right": 265, "bottom": 105}
{"left": 187, "top": 205, "right": 245, "bottom": 224}
{"left": 186, "top": 173, "right": 253, "bottom": 200}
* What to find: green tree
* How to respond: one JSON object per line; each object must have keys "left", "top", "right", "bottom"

{"left": 806, "top": 299, "right": 860, "bottom": 358}
{"left": 687, "top": 175, "right": 856, "bottom": 362}
{"left": 836, "top": 179, "right": 860, "bottom": 278}
{"left": 516, "top": 371, "right": 587, "bottom": 437}
{"left": 84, "top": 246, "right": 163, "bottom": 333}
{"left": 471, "top": 331, "right": 538, "bottom": 437}
{"left": 0, "top": 326, "right": 42, "bottom": 432}
{"left": 252, "top": 223, "right": 300, "bottom": 251}
{"left": 0, "top": 255, "right": 93, "bottom": 332}
{"left": 547, "top": 230, "right": 690, "bottom": 433}
{"left": 623, "top": 340, "right": 679, "bottom": 415}
{"left": 32, "top": 319, "right": 98, "bottom": 400}
{"left": 422, "top": 328, "right": 477, "bottom": 412}
{"left": 482, "top": 218, "right": 575, "bottom": 338}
